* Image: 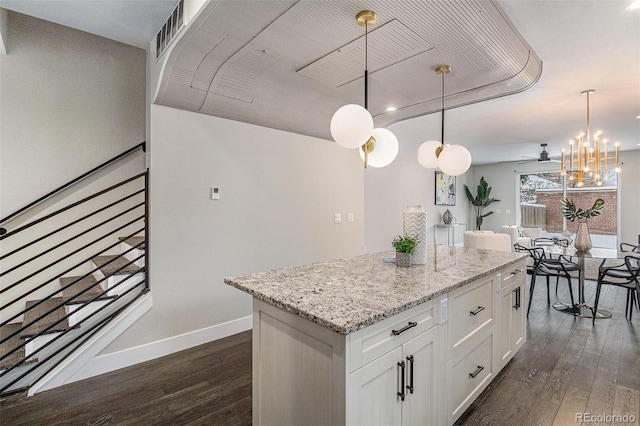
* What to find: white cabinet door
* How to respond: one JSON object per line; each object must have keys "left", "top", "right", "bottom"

{"left": 348, "top": 327, "right": 439, "bottom": 426}
{"left": 498, "top": 276, "right": 526, "bottom": 368}
{"left": 401, "top": 327, "right": 439, "bottom": 426}
{"left": 348, "top": 346, "right": 403, "bottom": 426}
{"left": 511, "top": 277, "right": 526, "bottom": 353}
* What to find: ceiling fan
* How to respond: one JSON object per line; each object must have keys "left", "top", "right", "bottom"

{"left": 518, "top": 143, "right": 561, "bottom": 164}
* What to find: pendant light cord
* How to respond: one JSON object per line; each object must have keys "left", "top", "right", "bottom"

{"left": 441, "top": 70, "right": 445, "bottom": 147}
{"left": 364, "top": 22, "right": 369, "bottom": 110}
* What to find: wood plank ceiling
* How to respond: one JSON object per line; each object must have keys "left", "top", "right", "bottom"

{"left": 154, "top": 0, "right": 542, "bottom": 141}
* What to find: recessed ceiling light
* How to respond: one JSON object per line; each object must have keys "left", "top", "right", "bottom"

{"left": 386, "top": 106, "right": 397, "bottom": 112}
{"left": 627, "top": 0, "right": 640, "bottom": 10}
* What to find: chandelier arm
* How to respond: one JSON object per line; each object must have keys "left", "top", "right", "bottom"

{"left": 586, "top": 91, "right": 591, "bottom": 150}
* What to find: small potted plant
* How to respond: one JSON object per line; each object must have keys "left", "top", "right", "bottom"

{"left": 392, "top": 235, "right": 417, "bottom": 267}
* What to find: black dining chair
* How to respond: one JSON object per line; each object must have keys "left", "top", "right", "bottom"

{"left": 620, "top": 242, "right": 640, "bottom": 254}
{"left": 532, "top": 237, "right": 567, "bottom": 247}
{"left": 592, "top": 254, "right": 640, "bottom": 323}
{"left": 531, "top": 238, "right": 571, "bottom": 294}
{"left": 514, "top": 243, "right": 577, "bottom": 316}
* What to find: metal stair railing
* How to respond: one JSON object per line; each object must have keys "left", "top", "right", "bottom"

{"left": 0, "top": 143, "right": 149, "bottom": 395}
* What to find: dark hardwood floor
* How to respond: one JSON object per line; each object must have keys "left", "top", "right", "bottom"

{"left": 1, "top": 277, "right": 638, "bottom": 425}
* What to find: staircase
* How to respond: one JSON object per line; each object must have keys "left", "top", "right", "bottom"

{"left": 0, "top": 143, "right": 150, "bottom": 396}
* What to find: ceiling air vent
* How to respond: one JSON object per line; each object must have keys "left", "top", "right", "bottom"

{"left": 156, "top": 0, "right": 184, "bottom": 60}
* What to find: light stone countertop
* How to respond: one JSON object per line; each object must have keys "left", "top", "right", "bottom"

{"left": 225, "top": 245, "right": 527, "bottom": 335}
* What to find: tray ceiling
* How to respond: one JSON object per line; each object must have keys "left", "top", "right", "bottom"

{"left": 155, "top": 0, "right": 542, "bottom": 141}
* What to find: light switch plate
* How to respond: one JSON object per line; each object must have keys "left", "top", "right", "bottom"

{"left": 347, "top": 213, "right": 354, "bottom": 223}
{"left": 334, "top": 213, "right": 342, "bottom": 224}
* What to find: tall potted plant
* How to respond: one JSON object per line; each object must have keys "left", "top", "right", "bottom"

{"left": 464, "top": 176, "right": 500, "bottom": 231}
{"left": 560, "top": 198, "right": 604, "bottom": 253}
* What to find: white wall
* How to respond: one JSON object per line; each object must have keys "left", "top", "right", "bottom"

{"left": 364, "top": 114, "right": 472, "bottom": 252}
{"left": 618, "top": 151, "right": 640, "bottom": 245}
{"left": 0, "top": 11, "right": 146, "bottom": 224}
{"left": 99, "top": 105, "right": 365, "bottom": 354}
{"left": 0, "top": 11, "right": 147, "bottom": 323}
{"left": 472, "top": 150, "right": 640, "bottom": 243}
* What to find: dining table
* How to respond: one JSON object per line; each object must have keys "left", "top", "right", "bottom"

{"left": 539, "top": 245, "right": 623, "bottom": 319}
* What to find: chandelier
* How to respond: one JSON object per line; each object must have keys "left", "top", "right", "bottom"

{"left": 416, "top": 66, "right": 472, "bottom": 176}
{"left": 561, "top": 90, "right": 620, "bottom": 187}
{"left": 330, "top": 10, "right": 398, "bottom": 168}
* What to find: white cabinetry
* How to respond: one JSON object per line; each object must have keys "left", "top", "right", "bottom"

{"left": 348, "top": 326, "right": 439, "bottom": 425}
{"left": 447, "top": 274, "right": 497, "bottom": 422}
{"left": 251, "top": 259, "right": 526, "bottom": 426}
{"left": 497, "top": 265, "right": 526, "bottom": 368}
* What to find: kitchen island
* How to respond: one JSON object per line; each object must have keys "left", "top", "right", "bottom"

{"left": 225, "top": 245, "right": 527, "bottom": 425}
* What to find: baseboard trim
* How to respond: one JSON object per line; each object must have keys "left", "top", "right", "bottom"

{"left": 66, "top": 314, "right": 252, "bottom": 384}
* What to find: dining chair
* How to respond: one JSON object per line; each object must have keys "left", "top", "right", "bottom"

{"left": 531, "top": 238, "right": 572, "bottom": 294}
{"left": 514, "top": 243, "right": 577, "bottom": 316}
{"left": 620, "top": 242, "right": 640, "bottom": 254}
{"left": 592, "top": 254, "right": 640, "bottom": 323}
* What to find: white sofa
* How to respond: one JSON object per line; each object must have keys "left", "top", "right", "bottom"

{"left": 500, "top": 226, "right": 542, "bottom": 251}
{"left": 463, "top": 230, "right": 512, "bottom": 252}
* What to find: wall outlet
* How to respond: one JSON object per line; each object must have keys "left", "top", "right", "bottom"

{"left": 347, "top": 213, "right": 354, "bottom": 223}
{"left": 495, "top": 208, "right": 501, "bottom": 214}
{"left": 440, "top": 298, "right": 448, "bottom": 324}
{"left": 334, "top": 213, "right": 342, "bottom": 224}
{"left": 505, "top": 209, "right": 511, "bottom": 214}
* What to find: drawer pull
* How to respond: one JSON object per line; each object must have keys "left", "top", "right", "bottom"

{"left": 392, "top": 321, "right": 417, "bottom": 336}
{"left": 406, "top": 355, "right": 414, "bottom": 394}
{"left": 469, "top": 306, "right": 485, "bottom": 316}
{"left": 510, "top": 269, "right": 522, "bottom": 275}
{"left": 469, "top": 365, "right": 485, "bottom": 379}
{"left": 397, "top": 361, "right": 406, "bottom": 401}
{"left": 513, "top": 287, "right": 521, "bottom": 309}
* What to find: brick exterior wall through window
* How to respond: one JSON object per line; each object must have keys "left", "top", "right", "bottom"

{"left": 534, "top": 190, "right": 617, "bottom": 235}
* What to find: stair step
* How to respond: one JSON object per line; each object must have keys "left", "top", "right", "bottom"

{"left": 61, "top": 276, "right": 114, "bottom": 305}
{"left": 93, "top": 255, "right": 141, "bottom": 276}
{"left": 0, "top": 324, "right": 36, "bottom": 369}
{"left": 118, "top": 236, "right": 145, "bottom": 249}
{"left": 21, "top": 298, "right": 71, "bottom": 339}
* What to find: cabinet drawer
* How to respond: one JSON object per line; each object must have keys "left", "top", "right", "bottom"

{"left": 501, "top": 262, "right": 526, "bottom": 288}
{"left": 449, "top": 276, "right": 494, "bottom": 352}
{"left": 451, "top": 331, "right": 494, "bottom": 421}
{"left": 348, "top": 299, "right": 438, "bottom": 372}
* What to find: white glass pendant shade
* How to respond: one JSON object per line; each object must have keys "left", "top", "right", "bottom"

{"left": 438, "top": 144, "right": 472, "bottom": 176}
{"left": 417, "top": 140, "right": 441, "bottom": 168}
{"left": 330, "top": 104, "right": 374, "bottom": 149}
{"left": 358, "top": 128, "right": 399, "bottom": 167}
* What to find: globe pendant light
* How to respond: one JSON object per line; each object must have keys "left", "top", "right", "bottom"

{"left": 330, "top": 10, "right": 398, "bottom": 168}
{"left": 417, "top": 66, "right": 472, "bottom": 176}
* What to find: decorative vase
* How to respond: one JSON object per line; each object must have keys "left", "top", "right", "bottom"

{"left": 395, "top": 252, "right": 411, "bottom": 267}
{"left": 442, "top": 209, "right": 453, "bottom": 224}
{"left": 403, "top": 205, "right": 427, "bottom": 265}
{"left": 574, "top": 219, "right": 592, "bottom": 253}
